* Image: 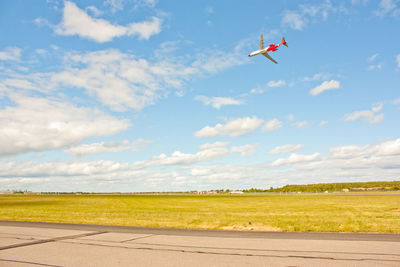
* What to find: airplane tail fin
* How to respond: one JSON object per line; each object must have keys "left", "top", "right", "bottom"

{"left": 281, "top": 36, "right": 288, "bottom": 47}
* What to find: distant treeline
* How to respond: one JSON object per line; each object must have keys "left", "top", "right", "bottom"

{"left": 243, "top": 181, "right": 400, "bottom": 193}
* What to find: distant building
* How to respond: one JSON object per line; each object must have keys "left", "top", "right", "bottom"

{"left": 0, "top": 190, "right": 14, "bottom": 194}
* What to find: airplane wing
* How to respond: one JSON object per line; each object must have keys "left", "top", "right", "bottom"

{"left": 260, "top": 34, "right": 264, "bottom": 50}
{"left": 262, "top": 52, "right": 278, "bottom": 64}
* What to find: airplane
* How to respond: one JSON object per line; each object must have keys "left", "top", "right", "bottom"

{"left": 248, "top": 34, "right": 288, "bottom": 64}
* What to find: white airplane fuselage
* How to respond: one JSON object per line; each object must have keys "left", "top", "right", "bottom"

{"left": 248, "top": 49, "right": 267, "bottom": 57}
{"left": 248, "top": 43, "right": 280, "bottom": 57}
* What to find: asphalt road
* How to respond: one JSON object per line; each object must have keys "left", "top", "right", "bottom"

{"left": 0, "top": 221, "right": 399, "bottom": 266}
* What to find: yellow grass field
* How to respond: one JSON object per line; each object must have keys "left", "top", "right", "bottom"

{"left": 0, "top": 194, "right": 399, "bottom": 233}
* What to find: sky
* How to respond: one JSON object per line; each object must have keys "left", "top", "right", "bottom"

{"left": 0, "top": 0, "right": 399, "bottom": 192}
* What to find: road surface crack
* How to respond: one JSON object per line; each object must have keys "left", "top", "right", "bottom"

{"left": 0, "top": 258, "right": 62, "bottom": 266}
{"left": 0, "top": 231, "right": 107, "bottom": 251}
{"left": 121, "top": 234, "right": 155, "bottom": 242}
{"left": 59, "top": 240, "right": 400, "bottom": 263}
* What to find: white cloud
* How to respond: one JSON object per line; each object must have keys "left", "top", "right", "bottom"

{"left": 303, "top": 72, "right": 331, "bottom": 82}
{"left": 286, "top": 114, "right": 294, "bottom": 121}
{"left": 195, "top": 96, "right": 242, "bottom": 109}
{"left": 262, "top": 119, "right": 282, "bottom": 132}
{"left": 50, "top": 49, "right": 184, "bottom": 111}
{"left": 125, "top": 17, "right": 162, "bottom": 40}
{"left": 250, "top": 88, "right": 263, "bottom": 94}
{"left": 0, "top": 95, "right": 130, "bottom": 157}
{"left": 310, "top": 80, "right": 340, "bottom": 96}
{"left": 2, "top": 138, "right": 400, "bottom": 192}
{"left": 199, "top": 141, "right": 230, "bottom": 151}
{"left": 104, "top": 0, "right": 124, "bottom": 12}
{"left": 272, "top": 153, "right": 321, "bottom": 166}
{"left": 0, "top": 160, "right": 133, "bottom": 178}
{"left": 330, "top": 144, "right": 370, "bottom": 159}
{"left": 367, "top": 53, "right": 383, "bottom": 70}
{"left": 107, "top": 0, "right": 157, "bottom": 12}
{"left": 195, "top": 116, "right": 263, "bottom": 138}
{"left": 133, "top": 0, "right": 157, "bottom": 9}
{"left": 133, "top": 142, "right": 254, "bottom": 168}
{"left": 35, "top": 49, "right": 47, "bottom": 55}
{"left": 267, "top": 80, "right": 286, "bottom": 87}
{"left": 392, "top": 97, "right": 400, "bottom": 105}
{"left": 377, "top": 139, "right": 400, "bottom": 155}
{"left": 0, "top": 47, "right": 21, "bottom": 61}
{"left": 268, "top": 139, "right": 400, "bottom": 177}
{"left": 344, "top": 103, "right": 384, "bottom": 124}
{"left": 282, "top": 11, "right": 306, "bottom": 30}
{"left": 1, "top": 42, "right": 249, "bottom": 112}
{"left": 2, "top": 78, "right": 38, "bottom": 91}
{"left": 86, "top": 6, "right": 103, "bottom": 17}
{"left": 42, "top": 49, "right": 203, "bottom": 111}
{"left": 374, "top": 0, "right": 400, "bottom": 17}
{"left": 250, "top": 80, "right": 286, "bottom": 94}
{"left": 50, "top": 49, "right": 242, "bottom": 111}
{"left": 33, "top": 17, "right": 50, "bottom": 28}
{"left": 154, "top": 39, "right": 249, "bottom": 74}
{"left": 134, "top": 147, "right": 230, "bottom": 167}
{"left": 351, "top": 0, "right": 368, "bottom": 5}
{"left": 268, "top": 144, "right": 303, "bottom": 155}
{"left": 292, "top": 120, "right": 308, "bottom": 128}
{"left": 192, "top": 40, "right": 249, "bottom": 74}
{"left": 372, "top": 103, "right": 383, "bottom": 112}
{"left": 319, "top": 120, "right": 328, "bottom": 126}
{"left": 231, "top": 144, "right": 257, "bottom": 156}
{"left": 282, "top": 1, "right": 342, "bottom": 31}
{"left": 396, "top": 54, "right": 400, "bottom": 68}
{"left": 65, "top": 139, "right": 151, "bottom": 157}
{"left": 300, "top": 1, "right": 340, "bottom": 20}
{"left": 330, "top": 139, "right": 400, "bottom": 159}
{"left": 205, "top": 6, "right": 214, "bottom": 14}
{"left": 368, "top": 64, "right": 383, "bottom": 71}
{"left": 368, "top": 53, "right": 379, "bottom": 62}
{"left": 55, "top": 1, "right": 162, "bottom": 42}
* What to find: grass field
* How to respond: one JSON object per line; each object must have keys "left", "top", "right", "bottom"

{"left": 0, "top": 194, "right": 399, "bottom": 233}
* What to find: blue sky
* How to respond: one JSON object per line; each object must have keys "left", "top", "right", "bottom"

{"left": 0, "top": 0, "right": 399, "bottom": 192}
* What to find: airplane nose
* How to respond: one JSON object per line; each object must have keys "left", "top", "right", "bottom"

{"left": 248, "top": 54, "right": 251, "bottom": 57}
